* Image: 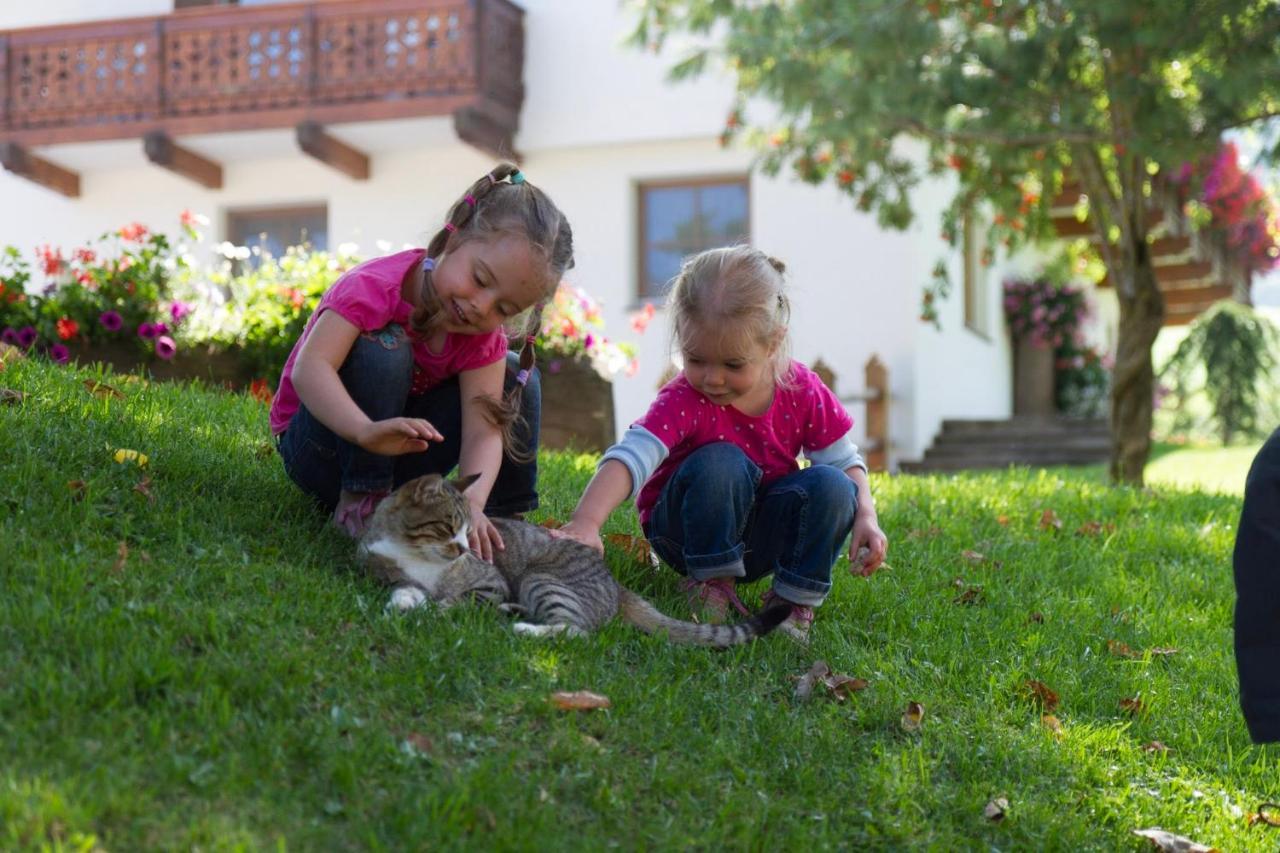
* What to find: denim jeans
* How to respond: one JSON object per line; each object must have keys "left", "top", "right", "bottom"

{"left": 277, "top": 323, "right": 540, "bottom": 517}
{"left": 643, "top": 443, "right": 857, "bottom": 607}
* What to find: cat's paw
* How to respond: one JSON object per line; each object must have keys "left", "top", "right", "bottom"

{"left": 387, "top": 586, "right": 428, "bottom": 611}
{"left": 497, "top": 602, "right": 527, "bottom": 616}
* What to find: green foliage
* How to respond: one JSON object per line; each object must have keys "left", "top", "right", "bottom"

{"left": 0, "top": 358, "right": 1272, "bottom": 850}
{"left": 171, "top": 245, "right": 355, "bottom": 384}
{"left": 1159, "top": 301, "right": 1280, "bottom": 445}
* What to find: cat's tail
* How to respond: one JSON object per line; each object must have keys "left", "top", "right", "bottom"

{"left": 617, "top": 588, "right": 790, "bottom": 647}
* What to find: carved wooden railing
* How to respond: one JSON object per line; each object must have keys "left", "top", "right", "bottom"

{"left": 0, "top": 0, "right": 523, "bottom": 150}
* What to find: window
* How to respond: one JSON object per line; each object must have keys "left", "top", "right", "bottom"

{"left": 226, "top": 205, "right": 327, "bottom": 266}
{"left": 637, "top": 177, "right": 749, "bottom": 300}
{"left": 963, "top": 212, "right": 992, "bottom": 338}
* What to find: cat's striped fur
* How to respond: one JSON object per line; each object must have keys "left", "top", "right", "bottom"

{"left": 357, "top": 473, "right": 789, "bottom": 647}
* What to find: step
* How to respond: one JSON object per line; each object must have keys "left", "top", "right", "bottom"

{"left": 901, "top": 451, "right": 1108, "bottom": 473}
{"left": 938, "top": 417, "right": 1108, "bottom": 436}
{"left": 925, "top": 438, "right": 1112, "bottom": 456}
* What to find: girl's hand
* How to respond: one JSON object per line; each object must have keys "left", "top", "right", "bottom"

{"left": 469, "top": 507, "right": 505, "bottom": 563}
{"left": 355, "top": 417, "right": 443, "bottom": 456}
{"left": 849, "top": 512, "right": 888, "bottom": 576}
{"left": 549, "top": 519, "right": 605, "bottom": 555}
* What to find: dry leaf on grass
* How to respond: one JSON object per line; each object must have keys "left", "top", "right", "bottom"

{"left": 791, "top": 660, "right": 869, "bottom": 702}
{"left": 538, "top": 517, "right": 562, "bottom": 529}
{"left": 1245, "top": 803, "right": 1280, "bottom": 828}
{"left": 66, "top": 480, "right": 88, "bottom": 502}
{"left": 0, "top": 388, "right": 25, "bottom": 405}
{"left": 984, "top": 797, "right": 1009, "bottom": 822}
{"left": 996, "top": 514, "right": 1011, "bottom": 526}
{"left": 1132, "top": 828, "right": 1219, "bottom": 852}
{"left": 1120, "top": 696, "right": 1146, "bottom": 715}
{"left": 1076, "top": 520, "right": 1115, "bottom": 537}
{"left": 402, "top": 732, "right": 435, "bottom": 755}
{"left": 83, "top": 379, "right": 125, "bottom": 400}
{"left": 1148, "top": 647, "right": 1179, "bottom": 657}
{"left": 953, "top": 585, "right": 984, "bottom": 606}
{"left": 112, "top": 541, "right": 129, "bottom": 573}
{"left": 605, "top": 533, "right": 659, "bottom": 568}
{"left": 1108, "top": 640, "right": 1138, "bottom": 659}
{"left": 1143, "top": 741, "right": 1171, "bottom": 754}
{"left": 113, "top": 448, "right": 149, "bottom": 468}
{"left": 961, "top": 549, "right": 986, "bottom": 563}
{"left": 549, "top": 691, "right": 611, "bottom": 711}
{"left": 133, "top": 476, "right": 154, "bottom": 502}
{"left": 1038, "top": 509, "right": 1063, "bottom": 531}
{"left": 1041, "top": 714, "right": 1063, "bottom": 734}
{"left": 1026, "top": 611, "right": 1045, "bottom": 624}
{"left": 1020, "top": 680, "right": 1060, "bottom": 712}
{"left": 901, "top": 701, "right": 924, "bottom": 732}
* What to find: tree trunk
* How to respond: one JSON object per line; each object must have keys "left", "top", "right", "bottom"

{"left": 1108, "top": 248, "right": 1165, "bottom": 484}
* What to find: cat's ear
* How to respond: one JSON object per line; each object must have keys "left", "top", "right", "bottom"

{"left": 452, "top": 472, "right": 482, "bottom": 493}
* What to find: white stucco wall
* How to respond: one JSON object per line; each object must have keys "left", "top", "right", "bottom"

{"left": 1, "top": 0, "right": 1017, "bottom": 466}
{"left": 0, "top": 1, "right": 170, "bottom": 29}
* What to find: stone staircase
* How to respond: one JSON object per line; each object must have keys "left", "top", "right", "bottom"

{"left": 900, "top": 416, "right": 1110, "bottom": 473}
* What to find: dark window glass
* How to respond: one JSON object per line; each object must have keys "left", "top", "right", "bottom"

{"left": 638, "top": 178, "right": 749, "bottom": 299}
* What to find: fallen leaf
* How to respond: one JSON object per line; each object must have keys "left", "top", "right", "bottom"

{"left": 0, "top": 388, "right": 24, "bottom": 405}
{"left": 66, "top": 480, "right": 87, "bottom": 501}
{"left": 112, "top": 541, "right": 129, "bottom": 573}
{"left": 1148, "top": 647, "right": 1179, "bottom": 657}
{"left": 1039, "top": 509, "right": 1063, "bottom": 531}
{"left": 996, "top": 514, "right": 1011, "bottom": 526}
{"left": 1142, "top": 741, "right": 1171, "bottom": 754}
{"left": 1108, "top": 640, "right": 1138, "bottom": 658}
{"left": 113, "top": 448, "right": 149, "bottom": 468}
{"left": 901, "top": 701, "right": 924, "bottom": 732}
{"left": 1041, "top": 714, "right": 1063, "bottom": 733}
{"left": 1027, "top": 611, "right": 1045, "bottom": 624}
{"left": 984, "top": 797, "right": 1009, "bottom": 822}
{"left": 538, "top": 517, "right": 562, "bottom": 529}
{"left": 1021, "top": 680, "right": 1060, "bottom": 712}
{"left": 793, "top": 660, "right": 829, "bottom": 701}
{"left": 791, "top": 661, "right": 870, "bottom": 703}
{"left": 953, "top": 585, "right": 984, "bottom": 606}
{"left": 549, "top": 690, "right": 611, "bottom": 711}
{"left": 605, "top": 533, "right": 658, "bottom": 567}
{"left": 403, "top": 732, "right": 435, "bottom": 755}
{"left": 133, "top": 476, "right": 154, "bottom": 502}
{"left": 83, "top": 379, "right": 124, "bottom": 400}
{"left": 1120, "top": 696, "right": 1146, "bottom": 716}
{"left": 961, "top": 549, "right": 986, "bottom": 563}
{"left": 254, "top": 441, "right": 275, "bottom": 460}
{"left": 1245, "top": 802, "right": 1280, "bottom": 828}
{"left": 1132, "top": 828, "right": 1218, "bottom": 852}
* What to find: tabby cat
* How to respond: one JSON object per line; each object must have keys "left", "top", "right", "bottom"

{"left": 356, "top": 473, "right": 789, "bottom": 647}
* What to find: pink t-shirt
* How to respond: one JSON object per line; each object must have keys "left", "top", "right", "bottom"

{"left": 269, "top": 248, "right": 508, "bottom": 435}
{"left": 634, "top": 360, "right": 853, "bottom": 524}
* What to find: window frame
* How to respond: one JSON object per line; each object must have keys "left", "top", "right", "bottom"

{"left": 634, "top": 175, "right": 751, "bottom": 303}
{"left": 962, "top": 211, "right": 993, "bottom": 340}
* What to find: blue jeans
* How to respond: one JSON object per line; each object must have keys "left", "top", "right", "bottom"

{"left": 642, "top": 443, "right": 857, "bottom": 607}
{"left": 277, "top": 323, "right": 540, "bottom": 516}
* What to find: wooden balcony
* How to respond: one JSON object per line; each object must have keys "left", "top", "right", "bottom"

{"left": 0, "top": 0, "right": 523, "bottom": 194}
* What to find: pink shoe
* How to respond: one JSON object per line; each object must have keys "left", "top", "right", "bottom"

{"left": 333, "top": 489, "right": 389, "bottom": 538}
{"left": 761, "top": 589, "right": 815, "bottom": 644}
{"left": 680, "top": 577, "right": 750, "bottom": 624}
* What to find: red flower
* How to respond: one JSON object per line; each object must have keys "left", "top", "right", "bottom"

{"left": 56, "top": 317, "right": 79, "bottom": 341}
{"left": 118, "top": 222, "right": 148, "bottom": 242}
{"left": 74, "top": 248, "right": 96, "bottom": 264}
{"left": 37, "top": 245, "right": 65, "bottom": 277}
{"left": 249, "top": 378, "right": 274, "bottom": 404}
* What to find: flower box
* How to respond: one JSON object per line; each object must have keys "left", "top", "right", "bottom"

{"left": 538, "top": 356, "right": 616, "bottom": 453}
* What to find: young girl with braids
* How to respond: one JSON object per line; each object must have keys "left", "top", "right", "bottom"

{"left": 272, "top": 164, "right": 573, "bottom": 559}
{"left": 556, "top": 246, "right": 888, "bottom": 642}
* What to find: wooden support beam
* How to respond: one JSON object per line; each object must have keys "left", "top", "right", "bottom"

{"left": 295, "top": 122, "right": 370, "bottom": 180}
{"left": 143, "top": 131, "right": 223, "bottom": 189}
{"left": 0, "top": 143, "right": 80, "bottom": 197}
{"left": 1161, "top": 283, "right": 1234, "bottom": 308}
{"left": 453, "top": 106, "right": 520, "bottom": 164}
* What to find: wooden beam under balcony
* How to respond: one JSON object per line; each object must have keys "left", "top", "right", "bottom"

{"left": 1161, "top": 283, "right": 1234, "bottom": 308}
{"left": 453, "top": 106, "right": 521, "bottom": 163}
{"left": 295, "top": 122, "right": 369, "bottom": 181}
{"left": 0, "top": 143, "right": 80, "bottom": 197}
{"left": 143, "top": 132, "right": 223, "bottom": 189}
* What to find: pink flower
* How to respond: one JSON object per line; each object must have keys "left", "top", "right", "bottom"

{"left": 154, "top": 335, "right": 176, "bottom": 360}
{"left": 49, "top": 343, "right": 70, "bottom": 364}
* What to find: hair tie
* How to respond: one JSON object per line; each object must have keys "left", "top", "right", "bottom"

{"left": 422, "top": 257, "right": 435, "bottom": 271}
{"left": 514, "top": 368, "right": 531, "bottom": 387}
{"left": 444, "top": 222, "right": 457, "bottom": 233}
{"left": 525, "top": 334, "right": 537, "bottom": 344}
{"left": 486, "top": 173, "right": 498, "bottom": 186}
{"left": 510, "top": 170, "right": 525, "bottom": 185}
{"left": 464, "top": 194, "right": 477, "bottom": 207}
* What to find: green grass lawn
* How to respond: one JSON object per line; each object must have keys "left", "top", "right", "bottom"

{"left": 2, "top": 358, "right": 1275, "bottom": 850}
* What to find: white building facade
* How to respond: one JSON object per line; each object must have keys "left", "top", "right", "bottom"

{"left": 0, "top": 0, "right": 1027, "bottom": 467}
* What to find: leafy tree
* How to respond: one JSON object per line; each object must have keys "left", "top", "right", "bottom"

{"left": 631, "top": 0, "right": 1280, "bottom": 483}
{"left": 1160, "top": 301, "right": 1280, "bottom": 445}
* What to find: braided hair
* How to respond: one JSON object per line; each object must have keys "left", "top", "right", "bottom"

{"left": 411, "top": 163, "right": 574, "bottom": 461}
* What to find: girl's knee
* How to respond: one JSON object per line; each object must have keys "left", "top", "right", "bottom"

{"left": 344, "top": 324, "right": 414, "bottom": 374}
{"left": 799, "top": 465, "right": 858, "bottom": 513}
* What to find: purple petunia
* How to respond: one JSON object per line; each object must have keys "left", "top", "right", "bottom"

{"left": 169, "top": 301, "right": 191, "bottom": 325}
{"left": 49, "top": 343, "right": 70, "bottom": 364}
{"left": 1, "top": 327, "right": 17, "bottom": 346}
{"left": 17, "top": 326, "right": 37, "bottom": 349}
{"left": 153, "top": 322, "right": 170, "bottom": 336}
{"left": 138, "top": 322, "right": 158, "bottom": 340}
{"left": 154, "top": 335, "right": 176, "bottom": 360}
{"left": 99, "top": 310, "right": 123, "bottom": 332}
